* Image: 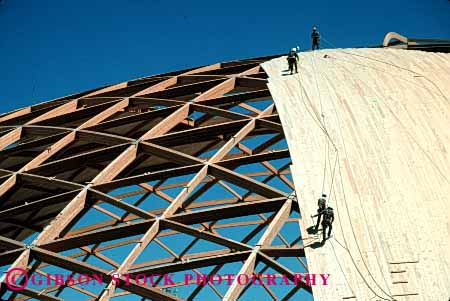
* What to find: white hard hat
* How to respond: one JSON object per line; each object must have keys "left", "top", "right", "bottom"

{"left": 291, "top": 48, "right": 296, "bottom": 52}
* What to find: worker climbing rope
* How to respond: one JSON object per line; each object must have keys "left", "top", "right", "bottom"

{"left": 321, "top": 206, "right": 334, "bottom": 244}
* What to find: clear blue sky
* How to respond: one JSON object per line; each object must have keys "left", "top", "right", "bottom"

{"left": 0, "top": 0, "right": 449, "bottom": 113}
{"left": 0, "top": 1, "right": 448, "bottom": 299}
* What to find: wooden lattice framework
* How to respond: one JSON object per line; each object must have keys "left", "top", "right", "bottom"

{"left": 0, "top": 56, "right": 313, "bottom": 301}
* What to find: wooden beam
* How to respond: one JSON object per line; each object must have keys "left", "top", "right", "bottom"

{"left": 209, "top": 164, "right": 286, "bottom": 198}
{"left": 132, "top": 76, "right": 178, "bottom": 96}
{"left": 0, "top": 175, "right": 17, "bottom": 199}
{"left": 0, "top": 190, "right": 81, "bottom": 219}
{"left": 79, "top": 98, "right": 129, "bottom": 129}
{"left": 256, "top": 199, "right": 292, "bottom": 247}
{"left": 0, "top": 107, "right": 31, "bottom": 124}
{"left": 0, "top": 128, "right": 21, "bottom": 150}
{"left": 34, "top": 189, "right": 88, "bottom": 244}
{"left": 161, "top": 219, "right": 251, "bottom": 251}
{"left": 20, "top": 132, "right": 76, "bottom": 172}
{"left": 223, "top": 251, "right": 258, "bottom": 301}
{"left": 140, "top": 104, "right": 190, "bottom": 140}
{"left": 26, "top": 100, "right": 78, "bottom": 125}
{"left": 193, "top": 78, "right": 235, "bottom": 102}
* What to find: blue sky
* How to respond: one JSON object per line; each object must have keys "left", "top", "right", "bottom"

{"left": 0, "top": 0, "right": 449, "bottom": 113}
{"left": 0, "top": 1, "right": 448, "bottom": 299}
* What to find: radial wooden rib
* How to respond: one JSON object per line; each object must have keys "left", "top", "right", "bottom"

{"left": 133, "top": 76, "right": 179, "bottom": 96}
{"left": 223, "top": 199, "right": 294, "bottom": 301}
{"left": 0, "top": 190, "right": 81, "bottom": 219}
{"left": 0, "top": 128, "right": 22, "bottom": 150}
{"left": 139, "top": 104, "right": 190, "bottom": 140}
{"left": 26, "top": 100, "right": 78, "bottom": 125}
{"left": 223, "top": 251, "right": 258, "bottom": 301}
{"left": 194, "top": 78, "right": 236, "bottom": 102}
{"left": 0, "top": 108, "right": 32, "bottom": 124}
{"left": 20, "top": 132, "right": 77, "bottom": 172}
{"left": 78, "top": 98, "right": 130, "bottom": 128}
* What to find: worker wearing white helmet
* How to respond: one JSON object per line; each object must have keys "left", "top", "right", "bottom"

{"left": 286, "top": 47, "right": 299, "bottom": 75}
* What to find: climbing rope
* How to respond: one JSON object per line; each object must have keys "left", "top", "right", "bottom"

{"left": 320, "top": 38, "right": 450, "bottom": 186}
{"left": 312, "top": 46, "right": 396, "bottom": 300}
{"left": 311, "top": 50, "right": 329, "bottom": 197}
{"left": 291, "top": 49, "right": 396, "bottom": 300}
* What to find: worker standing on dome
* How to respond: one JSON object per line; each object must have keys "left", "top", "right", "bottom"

{"left": 287, "top": 47, "right": 299, "bottom": 75}
{"left": 311, "top": 26, "right": 320, "bottom": 50}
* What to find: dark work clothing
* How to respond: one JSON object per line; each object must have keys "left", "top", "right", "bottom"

{"left": 314, "top": 197, "right": 326, "bottom": 230}
{"left": 287, "top": 51, "right": 299, "bottom": 74}
{"left": 288, "top": 59, "right": 298, "bottom": 74}
{"left": 321, "top": 207, "right": 334, "bottom": 242}
{"left": 315, "top": 208, "right": 324, "bottom": 230}
{"left": 311, "top": 31, "right": 320, "bottom": 50}
{"left": 322, "top": 220, "right": 332, "bottom": 241}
